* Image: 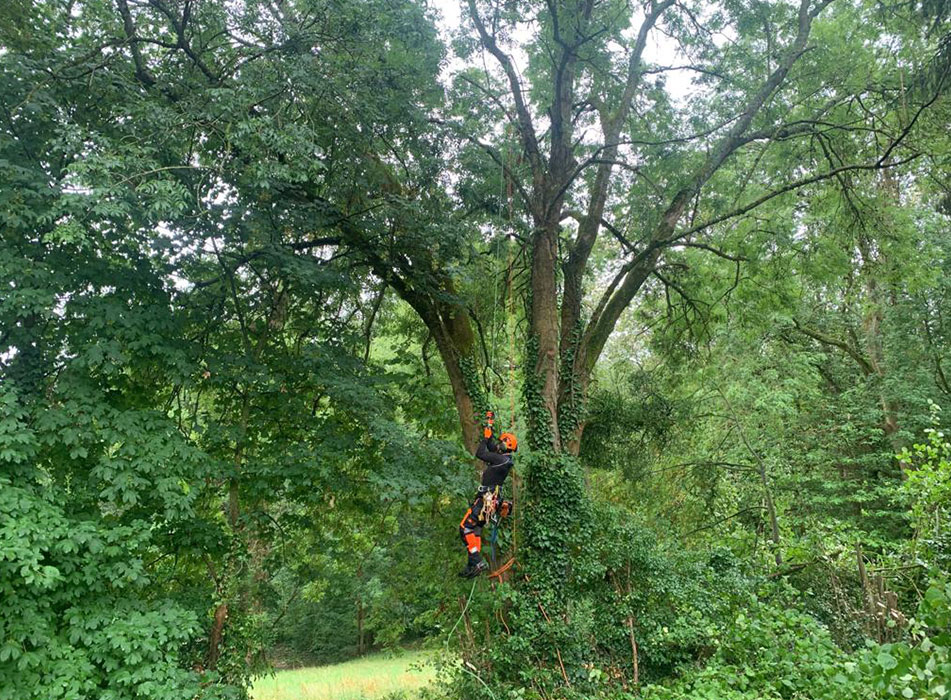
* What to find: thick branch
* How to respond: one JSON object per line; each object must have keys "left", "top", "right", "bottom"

{"left": 668, "top": 153, "right": 921, "bottom": 244}
{"left": 146, "top": 0, "right": 219, "bottom": 83}
{"left": 467, "top": 0, "right": 543, "bottom": 177}
{"left": 693, "top": 0, "right": 834, "bottom": 190}
{"left": 116, "top": 0, "right": 156, "bottom": 86}
{"left": 581, "top": 0, "right": 852, "bottom": 371}
{"left": 547, "top": 0, "right": 594, "bottom": 170}
{"left": 678, "top": 242, "right": 748, "bottom": 262}
{"left": 559, "top": 0, "right": 674, "bottom": 357}
{"left": 792, "top": 319, "right": 875, "bottom": 375}
{"left": 363, "top": 283, "right": 386, "bottom": 363}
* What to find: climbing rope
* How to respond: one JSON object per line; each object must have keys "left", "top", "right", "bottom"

{"left": 488, "top": 513, "right": 499, "bottom": 569}
{"left": 485, "top": 128, "right": 521, "bottom": 579}
{"left": 488, "top": 556, "right": 515, "bottom": 581}
{"left": 446, "top": 576, "right": 498, "bottom": 700}
{"left": 505, "top": 232, "right": 519, "bottom": 559}
{"left": 446, "top": 577, "right": 478, "bottom": 647}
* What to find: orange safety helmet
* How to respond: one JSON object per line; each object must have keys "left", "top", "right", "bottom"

{"left": 498, "top": 431, "right": 518, "bottom": 453}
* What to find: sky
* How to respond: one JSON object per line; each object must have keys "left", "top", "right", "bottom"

{"left": 426, "top": 0, "right": 696, "bottom": 101}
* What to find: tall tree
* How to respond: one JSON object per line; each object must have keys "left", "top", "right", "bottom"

{"left": 453, "top": 0, "right": 944, "bottom": 454}
{"left": 1, "top": 1, "right": 461, "bottom": 695}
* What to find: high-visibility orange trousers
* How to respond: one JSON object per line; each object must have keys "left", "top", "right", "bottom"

{"left": 459, "top": 507, "right": 482, "bottom": 554}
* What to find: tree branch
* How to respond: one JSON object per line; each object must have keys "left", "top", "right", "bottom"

{"left": 558, "top": 0, "right": 674, "bottom": 359}
{"left": 116, "top": 0, "right": 156, "bottom": 86}
{"left": 581, "top": 0, "right": 835, "bottom": 373}
{"left": 791, "top": 318, "right": 875, "bottom": 375}
{"left": 667, "top": 153, "right": 921, "bottom": 244}
{"left": 677, "top": 242, "right": 748, "bottom": 262}
{"left": 146, "top": 0, "right": 219, "bottom": 83}
{"left": 466, "top": 0, "right": 543, "bottom": 177}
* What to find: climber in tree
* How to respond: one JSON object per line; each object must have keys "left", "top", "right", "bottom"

{"left": 459, "top": 411, "right": 517, "bottom": 578}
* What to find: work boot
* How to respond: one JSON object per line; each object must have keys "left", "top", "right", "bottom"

{"left": 458, "top": 554, "right": 489, "bottom": 578}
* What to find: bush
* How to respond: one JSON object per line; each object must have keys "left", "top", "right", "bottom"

{"left": 640, "top": 596, "right": 870, "bottom": 700}
{"left": 434, "top": 492, "right": 760, "bottom": 699}
{"left": 852, "top": 577, "right": 951, "bottom": 700}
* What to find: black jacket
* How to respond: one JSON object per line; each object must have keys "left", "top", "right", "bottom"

{"left": 475, "top": 436, "right": 513, "bottom": 488}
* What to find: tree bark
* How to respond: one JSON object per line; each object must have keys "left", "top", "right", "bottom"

{"left": 529, "top": 218, "right": 564, "bottom": 450}
{"left": 336, "top": 215, "right": 484, "bottom": 452}
{"left": 430, "top": 315, "right": 482, "bottom": 452}
{"left": 207, "top": 603, "right": 228, "bottom": 670}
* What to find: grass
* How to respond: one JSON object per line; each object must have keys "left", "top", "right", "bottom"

{"left": 251, "top": 650, "right": 436, "bottom": 700}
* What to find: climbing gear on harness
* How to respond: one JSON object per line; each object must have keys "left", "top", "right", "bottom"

{"left": 482, "top": 491, "right": 498, "bottom": 520}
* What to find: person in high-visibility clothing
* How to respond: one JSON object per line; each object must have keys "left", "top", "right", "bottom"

{"left": 458, "top": 413, "right": 517, "bottom": 578}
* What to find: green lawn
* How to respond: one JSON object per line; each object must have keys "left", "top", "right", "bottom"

{"left": 251, "top": 651, "right": 436, "bottom": 700}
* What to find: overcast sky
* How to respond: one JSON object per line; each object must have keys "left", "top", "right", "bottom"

{"left": 426, "top": 0, "right": 695, "bottom": 100}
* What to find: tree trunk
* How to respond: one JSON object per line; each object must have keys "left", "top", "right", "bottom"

{"left": 431, "top": 327, "right": 481, "bottom": 452}
{"left": 857, "top": 228, "right": 903, "bottom": 462}
{"left": 210, "top": 395, "right": 249, "bottom": 669}
{"left": 357, "top": 564, "right": 366, "bottom": 656}
{"left": 207, "top": 603, "right": 228, "bottom": 670}
{"left": 528, "top": 219, "right": 564, "bottom": 451}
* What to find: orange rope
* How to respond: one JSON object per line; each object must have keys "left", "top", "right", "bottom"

{"left": 489, "top": 556, "right": 516, "bottom": 580}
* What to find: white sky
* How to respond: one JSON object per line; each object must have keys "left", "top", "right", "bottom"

{"left": 427, "top": 0, "right": 694, "bottom": 102}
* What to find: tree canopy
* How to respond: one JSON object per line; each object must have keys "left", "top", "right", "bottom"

{"left": 2, "top": 0, "right": 950, "bottom": 698}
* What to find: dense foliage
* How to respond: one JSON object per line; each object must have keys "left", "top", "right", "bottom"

{"left": 2, "top": 0, "right": 950, "bottom": 699}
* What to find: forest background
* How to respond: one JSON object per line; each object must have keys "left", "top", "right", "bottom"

{"left": 1, "top": 0, "right": 951, "bottom": 698}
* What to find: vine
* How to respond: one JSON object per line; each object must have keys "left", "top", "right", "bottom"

{"left": 557, "top": 319, "right": 586, "bottom": 437}
{"left": 522, "top": 334, "right": 554, "bottom": 451}
{"left": 459, "top": 352, "right": 489, "bottom": 418}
